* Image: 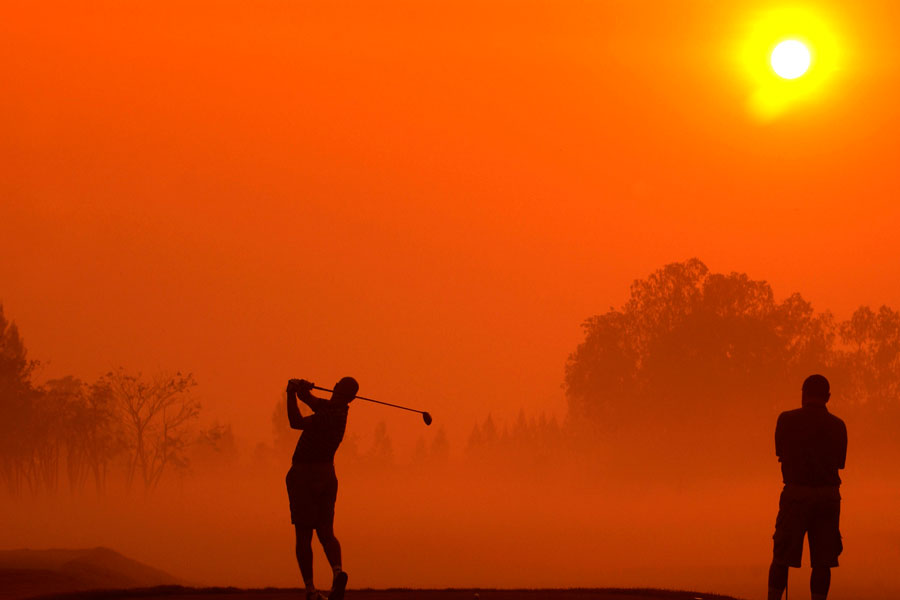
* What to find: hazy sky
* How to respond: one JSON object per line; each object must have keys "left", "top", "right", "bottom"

{"left": 3, "top": 0, "right": 900, "bottom": 451}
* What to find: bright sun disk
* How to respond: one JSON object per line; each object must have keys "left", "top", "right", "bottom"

{"left": 771, "top": 40, "right": 811, "bottom": 79}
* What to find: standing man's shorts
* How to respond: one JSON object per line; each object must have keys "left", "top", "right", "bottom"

{"left": 286, "top": 462, "right": 338, "bottom": 529}
{"left": 772, "top": 484, "right": 842, "bottom": 568}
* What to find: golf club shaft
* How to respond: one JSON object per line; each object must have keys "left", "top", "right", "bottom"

{"left": 311, "top": 385, "right": 426, "bottom": 415}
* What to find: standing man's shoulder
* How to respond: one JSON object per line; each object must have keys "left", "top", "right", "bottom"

{"left": 777, "top": 408, "right": 803, "bottom": 423}
{"left": 827, "top": 410, "right": 847, "bottom": 431}
{"left": 827, "top": 410, "right": 846, "bottom": 424}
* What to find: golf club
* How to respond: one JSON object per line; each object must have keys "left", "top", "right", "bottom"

{"left": 310, "top": 384, "right": 433, "bottom": 426}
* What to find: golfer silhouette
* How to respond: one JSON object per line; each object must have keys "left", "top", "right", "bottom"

{"left": 767, "top": 374, "right": 847, "bottom": 600}
{"left": 285, "top": 377, "right": 357, "bottom": 600}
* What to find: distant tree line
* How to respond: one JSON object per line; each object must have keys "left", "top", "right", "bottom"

{"left": 7, "top": 257, "right": 897, "bottom": 493}
{"left": 466, "top": 411, "right": 564, "bottom": 470}
{"left": 457, "top": 259, "right": 899, "bottom": 476}
{"left": 0, "top": 304, "right": 203, "bottom": 497}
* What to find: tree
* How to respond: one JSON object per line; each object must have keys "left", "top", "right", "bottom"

{"left": 564, "top": 259, "right": 839, "bottom": 476}
{"left": 430, "top": 426, "right": 450, "bottom": 464}
{"left": 191, "top": 422, "right": 238, "bottom": 475}
{"left": 0, "top": 304, "right": 39, "bottom": 496}
{"left": 365, "top": 421, "right": 394, "bottom": 468}
{"left": 832, "top": 305, "right": 900, "bottom": 459}
{"left": 0, "top": 304, "right": 34, "bottom": 395}
{"left": 411, "top": 436, "right": 429, "bottom": 465}
{"left": 41, "top": 376, "right": 124, "bottom": 495}
{"left": 80, "top": 378, "right": 124, "bottom": 494}
{"left": 411, "top": 426, "right": 450, "bottom": 469}
{"left": 837, "top": 305, "right": 900, "bottom": 412}
{"left": 103, "top": 369, "right": 199, "bottom": 492}
{"left": 567, "top": 259, "right": 837, "bottom": 422}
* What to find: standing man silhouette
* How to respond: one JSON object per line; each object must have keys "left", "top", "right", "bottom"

{"left": 286, "top": 377, "right": 357, "bottom": 600}
{"left": 768, "top": 374, "right": 847, "bottom": 600}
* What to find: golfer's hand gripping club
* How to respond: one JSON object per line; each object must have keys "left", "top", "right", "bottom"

{"left": 286, "top": 378, "right": 315, "bottom": 394}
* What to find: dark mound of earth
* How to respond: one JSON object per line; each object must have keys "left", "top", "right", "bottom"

{"left": 0, "top": 547, "right": 183, "bottom": 600}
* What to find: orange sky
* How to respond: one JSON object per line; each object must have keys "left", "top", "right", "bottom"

{"left": 3, "top": 0, "right": 900, "bottom": 451}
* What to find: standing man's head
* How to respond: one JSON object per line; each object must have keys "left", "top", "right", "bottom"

{"left": 332, "top": 377, "right": 359, "bottom": 403}
{"left": 802, "top": 374, "right": 830, "bottom": 406}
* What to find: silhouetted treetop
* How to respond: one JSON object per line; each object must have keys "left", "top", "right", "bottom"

{"left": 0, "top": 304, "right": 34, "bottom": 396}
{"left": 565, "top": 259, "right": 836, "bottom": 428}
{"left": 0, "top": 304, "right": 40, "bottom": 496}
{"left": 838, "top": 305, "right": 900, "bottom": 410}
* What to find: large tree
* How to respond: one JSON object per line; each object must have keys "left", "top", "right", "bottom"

{"left": 564, "top": 259, "right": 837, "bottom": 474}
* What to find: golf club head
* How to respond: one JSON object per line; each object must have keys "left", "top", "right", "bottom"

{"left": 422, "top": 412, "right": 433, "bottom": 426}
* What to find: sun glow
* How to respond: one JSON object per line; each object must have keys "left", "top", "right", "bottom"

{"left": 771, "top": 40, "right": 811, "bottom": 79}
{"left": 740, "top": 6, "right": 842, "bottom": 119}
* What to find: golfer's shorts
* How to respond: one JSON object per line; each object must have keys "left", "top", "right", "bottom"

{"left": 286, "top": 462, "right": 338, "bottom": 529}
{"left": 772, "top": 484, "right": 842, "bottom": 568}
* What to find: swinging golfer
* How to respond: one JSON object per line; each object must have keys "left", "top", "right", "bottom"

{"left": 286, "top": 377, "right": 357, "bottom": 600}
{"left": 768, "top": 374, "right": 847, "bottom": 600}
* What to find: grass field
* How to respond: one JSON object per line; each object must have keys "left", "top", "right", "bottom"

{"left": 29, "top": 587, "right": 742, "bottom": 600}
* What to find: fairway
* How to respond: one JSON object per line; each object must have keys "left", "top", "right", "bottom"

{"left": 33, "top": 588, "right": 742, "bottom": 600}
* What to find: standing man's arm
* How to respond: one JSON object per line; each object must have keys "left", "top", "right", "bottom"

{"left": 838, "top": 421, "right": 848, "bottom": 469}
{"left": 775, "top": 412, "right": 786, "bottom": 462}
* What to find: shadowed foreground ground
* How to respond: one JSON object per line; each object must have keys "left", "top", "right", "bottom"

{"left": 30, "top": 587, "right": 743, "bottom": 600}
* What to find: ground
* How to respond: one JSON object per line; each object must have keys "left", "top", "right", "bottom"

{"left": 26, "top": 587, "right": 742, "bottom": 600}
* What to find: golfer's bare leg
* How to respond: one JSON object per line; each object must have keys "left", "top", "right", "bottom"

{"left": 294, "top": 525, "right": 315, "bottom": 593}
{"left": 316, "top": 521, "right": 342, "bottom": 573}
{"left": 316, "top": 518, "right": 347, "bottom": 600}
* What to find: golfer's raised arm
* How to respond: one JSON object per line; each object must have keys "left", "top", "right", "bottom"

{"left": 286, "top": 381, "right": 305, "bottom": 429}
{"left": 295, "top": 381, "right": 328, "bottom": 412}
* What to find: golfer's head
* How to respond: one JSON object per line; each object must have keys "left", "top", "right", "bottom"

{"left": 332, "top": 377, "right": 359, "bottom": 403}
{"left": 802, "top": 374, "right": 830, "bottom": 405}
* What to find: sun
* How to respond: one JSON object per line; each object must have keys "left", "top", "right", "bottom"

{"left": 771, "top": 40, "right": 811, "bottom": 79}
{"left": 738, "top": 6, "right": 843, "bottom": 119}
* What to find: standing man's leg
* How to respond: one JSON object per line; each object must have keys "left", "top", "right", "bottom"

{"left": 767, "top": 562, "right": 789, "bottom": 600}
{"left": 294, "top": 525, "right": 317, "bottom": 597}
{"left": 770, "top": 488, "right": 804, "bottom": 600}
{"left": 810, "top": 567, "right": 830, "bottom": 600}
{"left": 808, "top": 491, "right": 841, "bottom": 600}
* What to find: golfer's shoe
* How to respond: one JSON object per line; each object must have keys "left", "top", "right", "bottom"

{"left": 329, "top": 571, "right": 348, "bottom": 600}
{"left": 306, "top": 591, "right": 326, "bottom": 600}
